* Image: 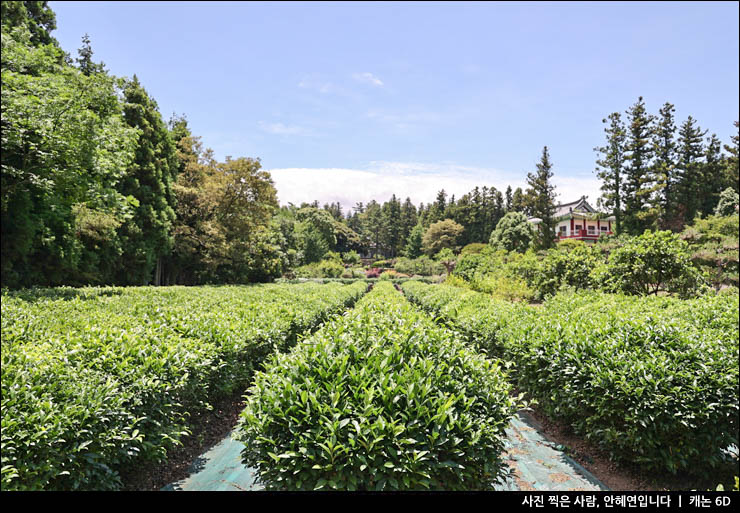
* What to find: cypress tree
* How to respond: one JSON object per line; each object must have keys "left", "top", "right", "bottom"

{"left": 116, "top": 75, "right": 178, "bottom": 285}
{"left": 525, "top": 146, "right": 557, "bottom": 249}
{"left": 651, "top": 102, "right": 678, "bottom": 229}
{"left": 511, "top": 187, "right": 526, "bottom": 214}
{"left": 622, "top": 96, "right": 657, "bottom": 234}
{"left": 699, "top": 134, "right": 723, "bottom": 216}
{"left": 595, "top": 112, "right": 626, "bottom": 233}
{"left": 403, "top": 223, "right": 424, "bottom": 259}
{"left": 399, "top": 196, "right": 418, "bottom": 247}
{"left": 380, "top": 194, "right": 402, "bottom": 257}
{"left": 676, "top": 116, "right": 707, "bottom": 225}
{"left": 723, "top": 121, "right": 739, "bottom": 193}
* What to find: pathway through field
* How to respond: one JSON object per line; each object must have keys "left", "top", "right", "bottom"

{"left": 161, "top": 411, "right": 608, "bottom": 491}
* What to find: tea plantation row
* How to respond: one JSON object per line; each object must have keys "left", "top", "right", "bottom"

{"left": 401, "top": 281, "right": 739, "bottom": 476}
{"left": 1, "top": 282, "right": 367, "bottom": 490}
{"left": 236, "top": 282, "right": 522, "bottom": 490}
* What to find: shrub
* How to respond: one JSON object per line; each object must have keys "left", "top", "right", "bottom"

{"left": 460, "top": 243, "right": 487, "bottom": 256}
{"left": 682, "top": 214, "right": 739, "bottom": 290}
{"left": 601, "top": 230, "right": 703, "bottom": 297}
{"left": 489, "top": 212, "right": 534, "bottom": 253}
{"left": 1, "top": 283, "right": 368, "bottom": 490}
{"left": 236, "top": 282, "right": 520, "bottom": 490}
{"left": 342, "top": 251, "right": 361, "bottom": 266}
{"left": 435, "top": 248, "right": 457, "bottom": 276}
{"left": 469, "top": 273, "right": 535, "bottom": 303}
{"left": 317, "top": 259, "right": 344, "bottom": 278}
{"left": 372, "top": 259, "right": 393, "bottom": 268}
{"left": 715, "top": 187, "right": 739, "bottom": 216}
{"left": 379, "top": 270, "right": 399, "bottom": 280}
{"left": 402, "top": 282, "right": 739, "bottom": 476}
{"left": 393, "top": 256, "right": 443, "bottom": 276}
{"left": 530, "top": 244, "right": 601, "bottom": 299}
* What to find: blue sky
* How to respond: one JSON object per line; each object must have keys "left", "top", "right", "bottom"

{"left": 49, "top": 1, "right": 739, "bottom": 210}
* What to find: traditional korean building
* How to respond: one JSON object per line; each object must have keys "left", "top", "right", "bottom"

{"left": 529, "top": 196, "right": 615, "bottom": 243}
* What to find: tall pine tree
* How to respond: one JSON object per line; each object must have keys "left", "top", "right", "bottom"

{"left": 699, "top": 134, "right": 723, "bottom": 217}
{"left": 525, "top": 146, "right": 557, "bottom": 249}
{"left": 651, "top": 102, "right": 678, "bottom": 229}
{"left": 595, "top": 112, "right": 626, "bottom": 233}
{"left": 622, "top": 97, "right": 657, "bottom": 234}
{"left": 675, "top": 116, "right": 707, "bottom": 225}
{"left": 723, "top": 121, "right": 739, "bottom": 194}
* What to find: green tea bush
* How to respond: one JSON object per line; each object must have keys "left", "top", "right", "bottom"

{"left": 402, "top": 282, "right": 739, "bottom": 475}
{"left": 469, "top": 273, "right": 535, "bottom": 303}
{"left": 236, "top": 282, "right": 520, "bottom": 490}
{"left": 393, "top": 256, "right": 444, "bottom": 276}
{"left": 1, "top": 282, "right": 367, "bottom": 490}
{"left": 460, "top": 243, "right": 488, "bottom": 255}
{"left": 601, "top": 230, "right": 704, "bottom": 297}
{"left": 529, "top": 243, "right": 601, "bottom": 299}
{"left": 317, "top": 259, "right": 344, "bottom": 278}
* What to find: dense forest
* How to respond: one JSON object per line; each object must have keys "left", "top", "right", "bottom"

{"left": 1, "top": 1, "right": 738, "bottom": 289}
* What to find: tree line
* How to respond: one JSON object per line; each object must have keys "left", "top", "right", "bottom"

{"left": 1, "top": 2, "right": 279, "bottom": 287}
{"left": 1, "top": 2, "right": 737, "bottom": 288}
{"left": 595, "top": 97, "right": 738, "bottom": 235}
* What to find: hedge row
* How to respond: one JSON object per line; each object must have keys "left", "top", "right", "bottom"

{"left": 401, "top": 282, "right": 739, "bottom": 475}
{"left": 275, "top": 276, "right": 443, "bottom": 285}
{"left": 236, "top": 281, "right": 521, "bottom": 490}
{"left": 1, "top": 282, "right": 367, "bottom": 490}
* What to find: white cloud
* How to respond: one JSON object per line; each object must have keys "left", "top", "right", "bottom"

{"left": 352, "top": 72, "right": 384, "bottom": 87}
{"left": 267, "top": 161, "right": 527, "bottom": 210}
{"left": 266, "top": 161, "right": 603, "bottom": 212}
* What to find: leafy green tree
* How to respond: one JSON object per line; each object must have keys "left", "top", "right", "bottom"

{"left": 532, "top": 243, "right": 601, "bottom": 298}
{"left": 361, "top": 200, "right": 384, "bottom": 258}
{"left": 426, "top": 189, "right": 448, "bottom": 225}
{"left": 489, "top": 212, "right": 534, "bottom": 253}
{"left": 380, "top": 194, "right": 402, "bottom": 257}
{"left": 525, "top": 146, "right": 557, "bottom": 248}
{"left": 422, "top": 219, "right": 463, "bottom": 256}
{"left": 296, "top": 223, "right": 330, "bottom": 264}
{"left": 331, "top": 220, "right": 362, "bottom": 254}
{"left": 403, "top": 223, "right": 424, "bottom": 258}
{"left": 295, "top": 207, "right": 336, "bottom": 247}
{"left": 342, "top": 250, "right": 361, "bottom": 265}
{"left": 1, "top": 1, "right": 57, "bottom": 47}
{"left": 75, "top": 33, "right": 105, "bottom": 76}
{"left": 1, "top": 24, "right": 137, "bottom": 287}
{"left": 714, "top": 188, "right": 739, "bottom": 217}
{"left": 399, "top": 197, "right": 417, "bottom": 250}
{"left": 164, "top": 115, "right": 217, "bottom": 284}
{"left": 602, "top": 230, "right": 702, "bottom": 296}
{"left": 115, "top": 75, "right": 178, "bottom": 285}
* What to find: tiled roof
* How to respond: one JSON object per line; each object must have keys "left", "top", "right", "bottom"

{"left": 554, "top": 196, "right": 595, "bottom": 218}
